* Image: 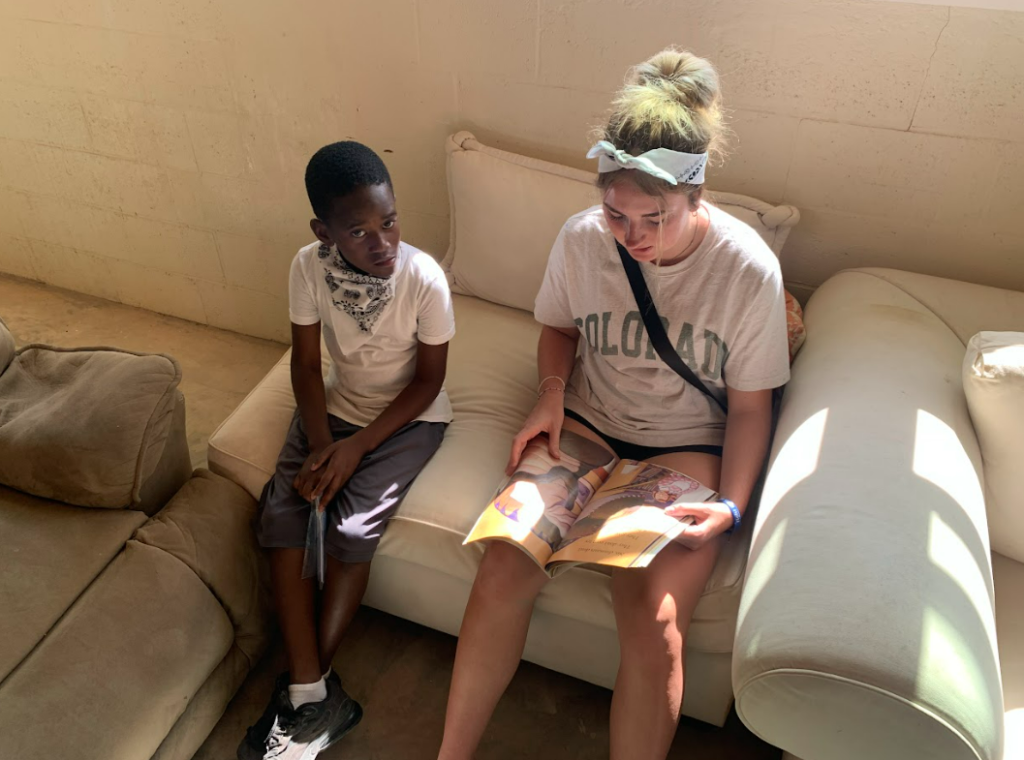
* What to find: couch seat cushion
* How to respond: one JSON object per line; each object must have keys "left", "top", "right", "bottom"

{"left": 134, "top": 470, "right": 271, "bottom": 663}
{"left": 0, "top": 346, "right": 182, "bottom": 508}
{"left": 209, "top": 294, "right": 752, "bottom": 654}
{"left": 0, "top": 485, "right": 147, "bottom": 681}
{"left": 0, "top": 540, "right": 233, "bottom": 760}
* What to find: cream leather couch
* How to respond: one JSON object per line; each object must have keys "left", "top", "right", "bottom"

{"left": 208, "top": 132, "right": 799, "bottom": 726}
{"left": 0, "top": 328, "right": 272, "bottom": 760}
{"left": 733, "top": 269, "right": 1023, "bottom": 760}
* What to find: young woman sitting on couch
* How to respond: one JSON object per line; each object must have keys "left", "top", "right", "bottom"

{"left": 438, "top": 47, "right": 791, "bottom": 760}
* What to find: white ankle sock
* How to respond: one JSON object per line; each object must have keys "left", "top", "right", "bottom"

{"left": 288, "top": 677, "right": 327, "bottom": 709}
{"left": 322, "top": 666, "right": 332, "bottom": 680}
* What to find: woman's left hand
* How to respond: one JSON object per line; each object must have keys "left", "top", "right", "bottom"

{"left": 666, "top": 501, "right": 735, "bottom": 550}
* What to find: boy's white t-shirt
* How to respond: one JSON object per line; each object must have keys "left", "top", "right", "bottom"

{"left": 289, "top": 240, "right": 456, "bottom": 427}
{"left": 534, "top": 204, "right": 790, "bottom": 448}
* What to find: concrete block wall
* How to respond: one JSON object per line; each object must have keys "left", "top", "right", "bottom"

{"left": 0, "top": 0, "right": 1021, "bottom": 341}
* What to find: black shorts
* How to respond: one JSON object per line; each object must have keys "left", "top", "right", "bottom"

{"left": 256, "top": 412, "right": 445, "bottom": 563}
{"left": 563, "top": 409, "right": 723, "bottom": 462}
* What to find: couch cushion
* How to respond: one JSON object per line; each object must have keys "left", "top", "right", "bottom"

{"left": 0, "top": 540, "right": 233, "bottom": 760}
{"left": 210, "top": 294, "right": 752, "bottom": 654}
{"left": 393, "top": 295, "right": 753, "bottom": 653}
{"left": 149, "top": 645, "right": 253, "bottom": 760}
{"left": 134, "top": 470, "right": 271, "bottom": 663}
{"left": 0, "top": 315, "right": 14, "bottom": 375}
{"left": 441, "top": 131, "right": 801, "bottom": 314}
{"left": 0, "top": 346, "right": 182, "bottom": 508}
{"left": 994, "top": 552, "right": 1024, "bottom": 760}
{"left": 964, "top": 333, "right": 1024, "bottom": 564}
{"left": 0, "top": 486, "right": 148, "bottom": 682}
{"left": 208, "top": 348, "right": 331, "bottom": 500}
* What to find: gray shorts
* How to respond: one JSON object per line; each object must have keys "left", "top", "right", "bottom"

{"left": 256, "top": 412, "right": 445, "bottom": 563}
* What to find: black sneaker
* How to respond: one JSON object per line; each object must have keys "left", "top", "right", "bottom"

{"left": 237, "top": 672, "right": 290, "bottom": 760}
{"left": 262, "top": 675, "right": 362, "bottom": 759}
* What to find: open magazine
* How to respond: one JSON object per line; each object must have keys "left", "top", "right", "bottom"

{"left": 464, "top": 431, "right": 718, "bottom": 577}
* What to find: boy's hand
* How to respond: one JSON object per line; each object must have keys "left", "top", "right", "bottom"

{"left": 293, "top": 453, "right": 323, "bottom": 502}
{"left": 308, "top": 438, "right": 368, "bottom": 507}
{"left": 293, "top": 438, "right": 368, "bottom": 505}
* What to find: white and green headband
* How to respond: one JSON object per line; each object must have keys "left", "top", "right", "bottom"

{"left": 587, "top": 140, "right": 707, "bottom": 186}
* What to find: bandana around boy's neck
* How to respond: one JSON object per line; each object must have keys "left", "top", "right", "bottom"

{"left": 318, "top": 243, "right": 395, "bottom": 334}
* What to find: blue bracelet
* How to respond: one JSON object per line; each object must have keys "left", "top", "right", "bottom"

{"left": 721, "top": 498, "right": 742, "bottom": 534}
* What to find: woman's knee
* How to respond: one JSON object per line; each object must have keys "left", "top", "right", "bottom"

{"left": 614, "top": 573, "right": 687, "bottom": 654}
{"left": 473, "top": 541, "right": 549, "bottom": 601}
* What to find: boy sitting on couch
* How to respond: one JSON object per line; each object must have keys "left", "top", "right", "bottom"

{"left": 239, "top": 142, "right": 455, "bottom": 760}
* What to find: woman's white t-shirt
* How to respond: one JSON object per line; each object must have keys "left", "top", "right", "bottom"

{"left": 289, "top": 240, "right": 456, "bottom": 427}
{"left": 534, "top": 204, "right": 790, "bottom": 448}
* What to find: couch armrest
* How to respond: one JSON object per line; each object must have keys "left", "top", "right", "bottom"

{"left": 733, "top": 271, "right": 1004, "bottom": 760}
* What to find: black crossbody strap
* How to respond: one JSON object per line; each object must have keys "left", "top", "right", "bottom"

{"left": 616, "top": 242, "right": 728, "bottom": 414}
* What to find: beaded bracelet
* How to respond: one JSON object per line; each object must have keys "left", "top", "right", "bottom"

{"left": 537, "top": 375, "right": 566, "bottom": 395}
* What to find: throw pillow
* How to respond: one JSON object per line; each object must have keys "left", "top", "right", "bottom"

{"left": 0, "top": 346, "right": 182, "bottom": 508}
{"left": 785, "top": 290, "right": 806, "bottom": 363}
{"left": 963, "top": 331, "right": 1024, "bottom": 562}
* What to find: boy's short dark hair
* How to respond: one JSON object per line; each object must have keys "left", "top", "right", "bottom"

{"left": 304, "top": 141, "right": 392, "bottom": 221}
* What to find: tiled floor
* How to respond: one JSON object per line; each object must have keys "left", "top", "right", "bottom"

{"left": 1, "top": 274, "right": 780, "bottom": 760}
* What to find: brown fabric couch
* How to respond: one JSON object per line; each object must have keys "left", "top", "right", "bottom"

{"left": 0, "top": 318, "right": 272, "bottom": 760}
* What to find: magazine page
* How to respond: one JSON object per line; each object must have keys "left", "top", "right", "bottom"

{"left": 546, "top": 460, "right": 717, "bottom": 572}
{"left": 463, "top": 431, "right": 619, "bottom": 571}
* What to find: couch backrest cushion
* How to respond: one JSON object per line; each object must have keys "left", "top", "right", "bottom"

{"left": 0, "top": 346, "right": 182, "bottom": 508}
{"left": 964, "top": 331, "right": 1024, "bottom": 562}
{"left": 441, "top": 132, "right": 801, "bottom": 314}
{"left": 0, "top": 316, "right": 14, "bottom": 376}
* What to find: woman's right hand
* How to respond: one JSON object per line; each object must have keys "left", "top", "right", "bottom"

{"left": 506, "top": 392, "right": 565, "bottom": 475}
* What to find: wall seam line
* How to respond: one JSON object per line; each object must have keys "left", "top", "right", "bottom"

{"left": 906, "top": 6, "right": 952, "bottom": 133}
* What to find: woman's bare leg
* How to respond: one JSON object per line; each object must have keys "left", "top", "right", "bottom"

{"left": 439, "top": 417, "right": 612, "bottom": 759}
{"left": 609, "top": 451, "right": 723, "bottom": 760}
{"left": 437, "top": 542, "right": 550, "bottom": 760}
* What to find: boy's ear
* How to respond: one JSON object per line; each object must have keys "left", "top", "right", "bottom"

{"left": 310, "top": 218, "right": 333, "bottom": 246}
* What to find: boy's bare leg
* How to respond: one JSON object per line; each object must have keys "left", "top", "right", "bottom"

{"left": 437, "top": 542, "right": 550, "bottom": 760}
{"left": 317, "top": 557, "right": 372, "bottom": 672}
{"left": 270, "top": 548, "right": 321, "bottom": 685}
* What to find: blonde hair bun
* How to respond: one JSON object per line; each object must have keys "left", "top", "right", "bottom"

{"left": 599, "top": 47, "right": 726, "bottom": 198}
{"left": 631, "top": 48, "right": 720, "bottom": 113}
